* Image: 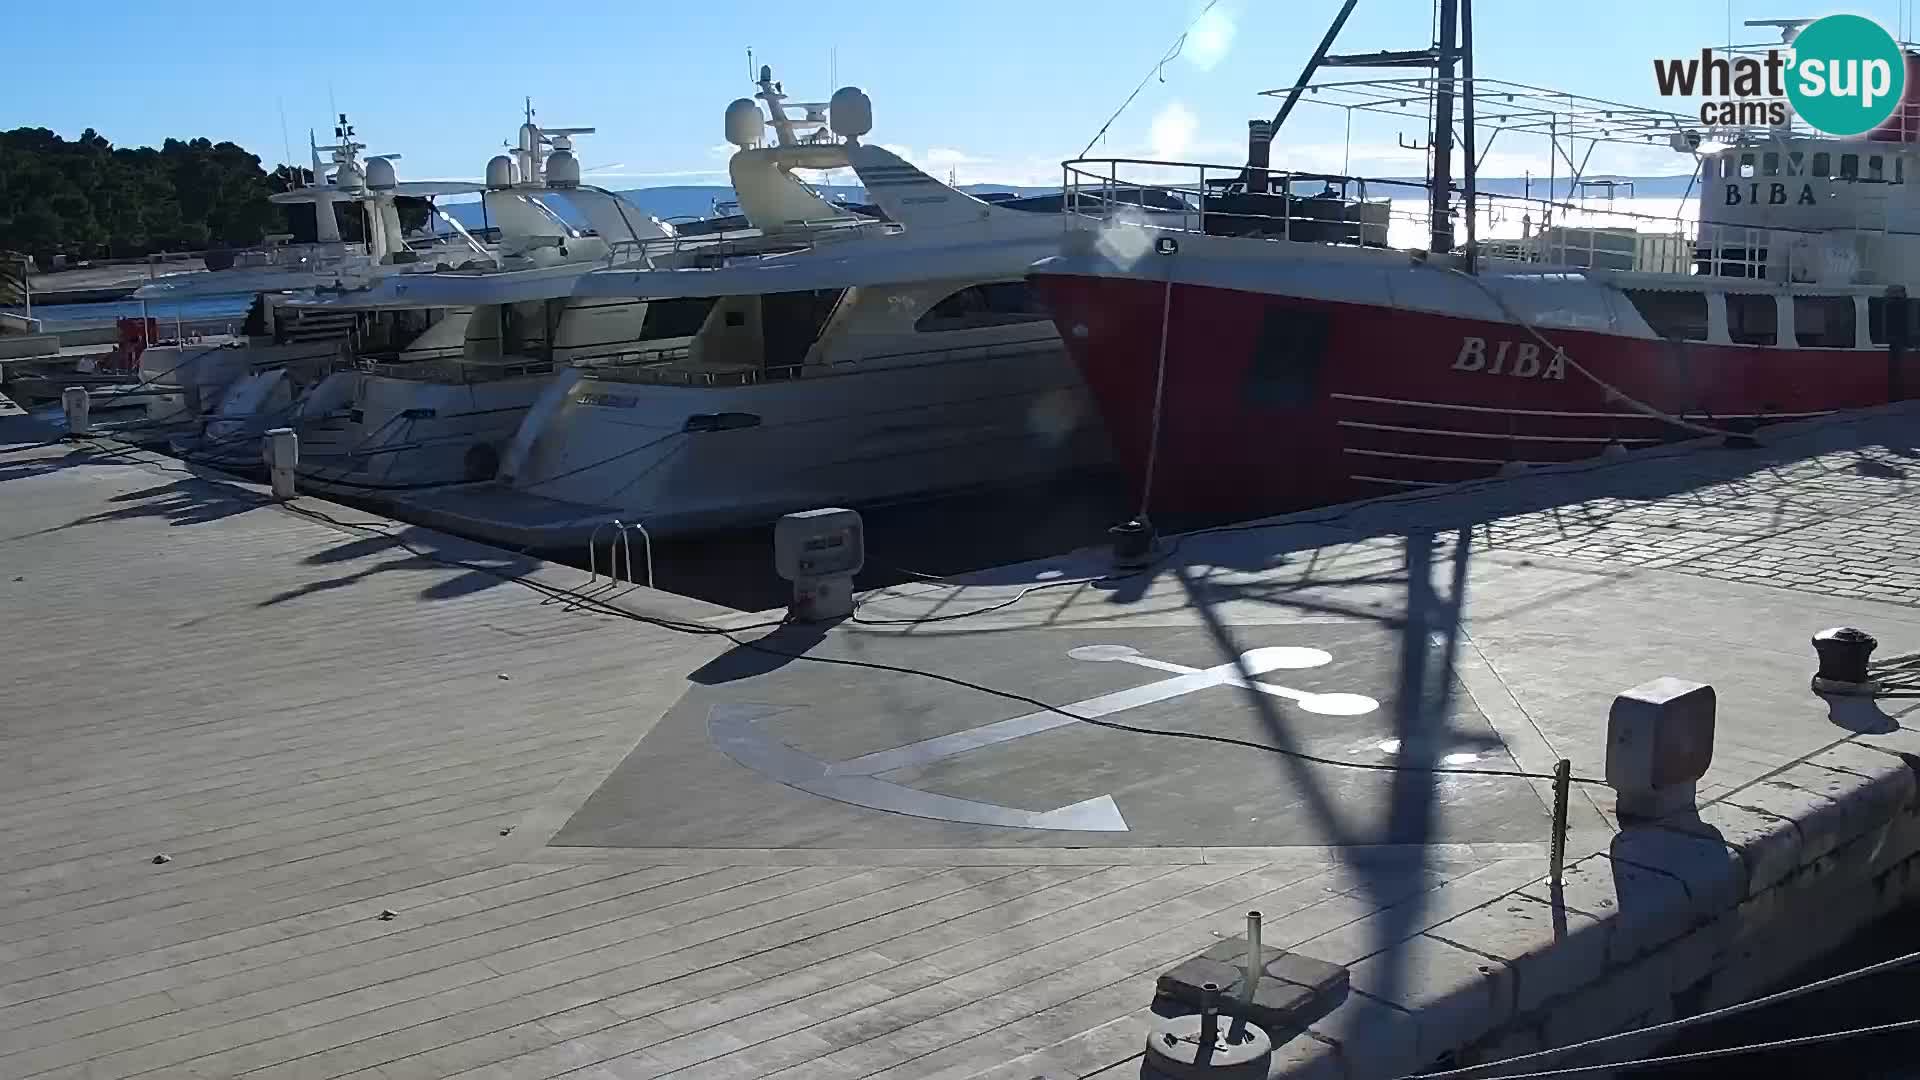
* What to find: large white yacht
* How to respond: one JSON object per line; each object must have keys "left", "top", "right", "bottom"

{"left": 401, "top": 100, "right": 1117, "bottom": 546}
{"left": 133, "top": 118, "right": 493, "bottom": 439}
{"left": 281, "top": 70, "right": 884, "bottom": 500}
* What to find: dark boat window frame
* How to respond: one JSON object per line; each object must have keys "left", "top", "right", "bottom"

{"left": 1793, "top": 294, "right": 1857, "bottom": 348}
{"left": 1724, "top": 293, "right": 1778, "bottom": 346}
{"left": 1622, "top": 288, "right": 1709, "bottom": 342}
{"left": 915, "top": 281, "right": 1051, "bottom": 333}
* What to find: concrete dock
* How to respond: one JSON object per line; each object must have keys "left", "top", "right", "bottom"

{"left": 7, "top": 399, "right": 1920, "bottom": 1079}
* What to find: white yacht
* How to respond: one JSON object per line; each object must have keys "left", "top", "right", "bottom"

{"left": 138, "top": 117, "right": 496, "bottom": 445}
{"left": 403, "top": 101, "right": 1116, "bottom": 545}
{"left": 283, "top": 70, "right": 883, "bottom": 500}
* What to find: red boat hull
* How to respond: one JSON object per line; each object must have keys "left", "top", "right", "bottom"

{"left": 1032, "top": 272, "right": 1902, "bottom": 514}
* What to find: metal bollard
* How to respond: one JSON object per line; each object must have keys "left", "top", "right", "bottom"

{"left": 1240, "top": 912, "right": 1262, "bottom": 1009}
{"left": 62, "top": 387, "right": 90, "bottom": 437}
{"left": 1812, "top": 626, "right": 1878, "bottom": 693}
{"left": 1606, "top": 678, "right": 1716, "bottom": 822}
{"left": 1196, "top": 983, "right": 1221, "bottom": 1057}
{"left": 1550, "top": 759, "right": 1571, "bottom": 888}
{"left": 264, "top": 427, "right": 298, "bottom": 501}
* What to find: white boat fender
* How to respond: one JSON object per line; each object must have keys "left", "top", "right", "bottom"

{"left": 498, "top": 367, "right": 585, "bottom": 484}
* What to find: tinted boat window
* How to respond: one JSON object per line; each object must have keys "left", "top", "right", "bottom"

{"left": 1813, "top": 152, "right": 1832, "bottom": 177}
{"left": 1763, "top": 152, "right": 1780, "bottom": 176}
{"left": 1725, "top": 294, "right": 1778, "bottom": 346}
{"left": 916, "top": 281, "right": 1050, "bottom": 332}
{"left": 1867, "top": 295, "right": 1920, "bottom": 344}
{"left": 639, "top": 297, "right": 719, "bottom": 339}
{"left": 1242, "top": 307, "right": 1330, "bottom": 407}
{"left": 1841, "top": 154, "right": 1860, "bottom": 178}
{"left": 1794, "top": 295, "right": 1856, "bottom": 348}
{"left": 1623, "top": 289, "right": 1708, "bottom": 342}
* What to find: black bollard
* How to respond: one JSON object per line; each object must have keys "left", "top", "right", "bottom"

{"left": 1109, "top": 518, "right": 1157, "bottom": 570}
{"left": 1813, "top": 626, "right": 1878, "bottom": 687}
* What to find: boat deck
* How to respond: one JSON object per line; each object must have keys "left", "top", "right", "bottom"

{"left": 6, "top": 400, "right": 1920, "bottom": 1078}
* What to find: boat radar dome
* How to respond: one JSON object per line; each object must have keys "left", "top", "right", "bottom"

{"left": 725, "top": 98, "right": 763, "bottom": 148}
{"left": 364, "top": 157, "right": 397, "bottom": 190}
{"left": 336, "top": 161, "right": 365, "bottom": 190}
{"left": 545, "top": 149, "right": 580, "bottom": 188}
{"left": 830, "top": 87, "right": 872, "bottom": 143}
{"left": 486, "top": 154, "right": 516, "bottom": 188}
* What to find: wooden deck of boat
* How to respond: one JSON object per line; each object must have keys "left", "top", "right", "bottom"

{"left": 14, "top": 396, "right": 1920, "bottom": 1080}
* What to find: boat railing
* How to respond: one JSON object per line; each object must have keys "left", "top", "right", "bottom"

{"left": 355, "top": 353, "right": 557, "bottom": 384}
{"left": 1062, "top": 156, "right": 1896, "bottom": 283}
{"left": 567, "top": 336, "right": 1058, "bottom": 388}
{"left": 601, "top": 217, "right": 900, "bottom": 270}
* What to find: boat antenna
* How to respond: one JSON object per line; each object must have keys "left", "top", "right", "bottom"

{"left": 277, "top": 97, "right": 296, "bottom": 186}
{"left": 1076, "top": 0, "right": 1219, "bottom": 158}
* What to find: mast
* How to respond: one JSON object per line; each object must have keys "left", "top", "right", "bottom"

{"left": 1430, "top": 0, "right": 1458, "bottom": 254}
{"left": 1266, "top": 0, "right": 1363, "bottom": 135}
{"left": 1461, "top": 0, "right": 1477, "bottom": 269}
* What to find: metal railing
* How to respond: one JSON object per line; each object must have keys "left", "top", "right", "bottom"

{"left": 1059, "top": 156, "right": 1900, "bottom": 284}
{"left": 574, "top": 336, "right": 1060, "bottom": 388}
{"left": 601, "top": 217, "right": 900, "bottom": 270}
{"left": 356, "top": 355, "right": 557, "bottom": 384}
{"left": 587, "top": 519, "right": 653, "bottom": 590}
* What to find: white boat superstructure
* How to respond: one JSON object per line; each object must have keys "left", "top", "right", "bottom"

{"left": 405, "top": 128, "right": 1120, "bottom": 546}
{"left": 137, "top": 116, "right": 502, "bottom": 441}
{"left": 285, "top": 77, "right": 873, "bottom": 498}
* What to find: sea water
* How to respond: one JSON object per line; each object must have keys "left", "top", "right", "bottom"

{"left": 1, "top": 292, "right": 254, "bottom": 333}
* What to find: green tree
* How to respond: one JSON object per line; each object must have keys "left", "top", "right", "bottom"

{"left": 0, "top": 126, "right": 298, "bottom": 259}
{"left": 0, "top": 250, "right": 25, "bottom": 306}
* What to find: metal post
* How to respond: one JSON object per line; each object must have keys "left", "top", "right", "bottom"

{"left": 1550, "top": 758, "right": 1571, "bottom": 888}
{"left": 1231, "top": 909, "right": 1263, "bottom": 1043}
{"left": 1197, "top": 982, "right": 1222, "bottom": 1057}
{"left": 1461, "top": 0, "right": 1477, "bottom": 272}
{"left": 1241, "top": 911, "right": 1263, "bottom": 1009}
{"left": 1430, "top": 0, "right": 1460, "bottom": 254}
{"left": 21, "top": 255, "right": 30, "bottom": 322}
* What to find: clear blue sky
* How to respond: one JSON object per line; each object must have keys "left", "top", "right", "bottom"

{"left": 10, "top": 1, "right": 1920, "bottom": 187}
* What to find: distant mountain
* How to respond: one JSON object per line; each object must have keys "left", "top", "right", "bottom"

{"left": 429, "top": 174, "right": 1702, "bottom": 232}
{"left": 434, "top": 182, "right": 1060, "bottom": 230}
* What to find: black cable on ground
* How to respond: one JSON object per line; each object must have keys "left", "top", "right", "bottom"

{"left": 279, "top": 498, "right": 1604, "bottom": 787}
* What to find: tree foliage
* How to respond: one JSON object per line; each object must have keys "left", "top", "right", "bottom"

{"left": 0, "top": 249, "right": 23, "bottom": 306}
{"left": 0, "top": 128, "right": 289, "bottom": 264}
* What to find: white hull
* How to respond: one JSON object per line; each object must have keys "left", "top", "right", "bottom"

{"left": 409, "top": 340, "right": 1109, "bottom": 544}
{"left": 293, "top": 371, "right": 552, "bottom": 497}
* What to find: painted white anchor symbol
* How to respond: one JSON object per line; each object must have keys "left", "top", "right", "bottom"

{"left": 709, "top": 643, "right": 1381, "bottom": 832}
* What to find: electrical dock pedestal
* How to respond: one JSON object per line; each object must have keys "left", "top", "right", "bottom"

{"left": 12, "top": 396, "right": 1920, "bottom": 1079}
